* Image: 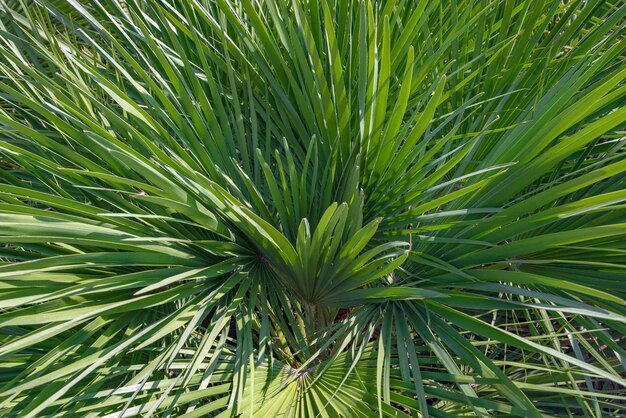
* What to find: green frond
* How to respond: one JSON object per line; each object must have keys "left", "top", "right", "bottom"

{"left": 1, "top": 0, "right": 625, "bottom": 416}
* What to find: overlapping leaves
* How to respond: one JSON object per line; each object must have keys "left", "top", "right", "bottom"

{"left": 0, "top": 0, "right": 625, "bottom": 416}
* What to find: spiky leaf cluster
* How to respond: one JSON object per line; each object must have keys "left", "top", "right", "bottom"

{"left": 0, "top": 0, "right": 625, "bottom": 416}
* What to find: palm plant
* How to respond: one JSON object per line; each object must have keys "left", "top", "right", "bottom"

{"left": 1, "top": 0, "right": 625, "bottom": 416}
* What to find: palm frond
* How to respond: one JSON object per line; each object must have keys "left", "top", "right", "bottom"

{"left": 1, "top": 0, "right": 625, "bottom": 416}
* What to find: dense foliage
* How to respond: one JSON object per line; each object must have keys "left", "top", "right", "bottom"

{"left": 1, "top": 0, "right": 625, "bottom": 416}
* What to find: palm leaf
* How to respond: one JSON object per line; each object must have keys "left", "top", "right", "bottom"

{"left": 1, "top": 0, "right": 625, "bottom": 416}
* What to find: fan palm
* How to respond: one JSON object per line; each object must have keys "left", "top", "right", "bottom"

{"left": 0, "top": 0, "right": 625, "bottom": 416}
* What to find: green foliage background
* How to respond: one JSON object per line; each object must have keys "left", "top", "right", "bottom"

{"left": 0, "top": 0, "right": 625, "bottom": 416}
